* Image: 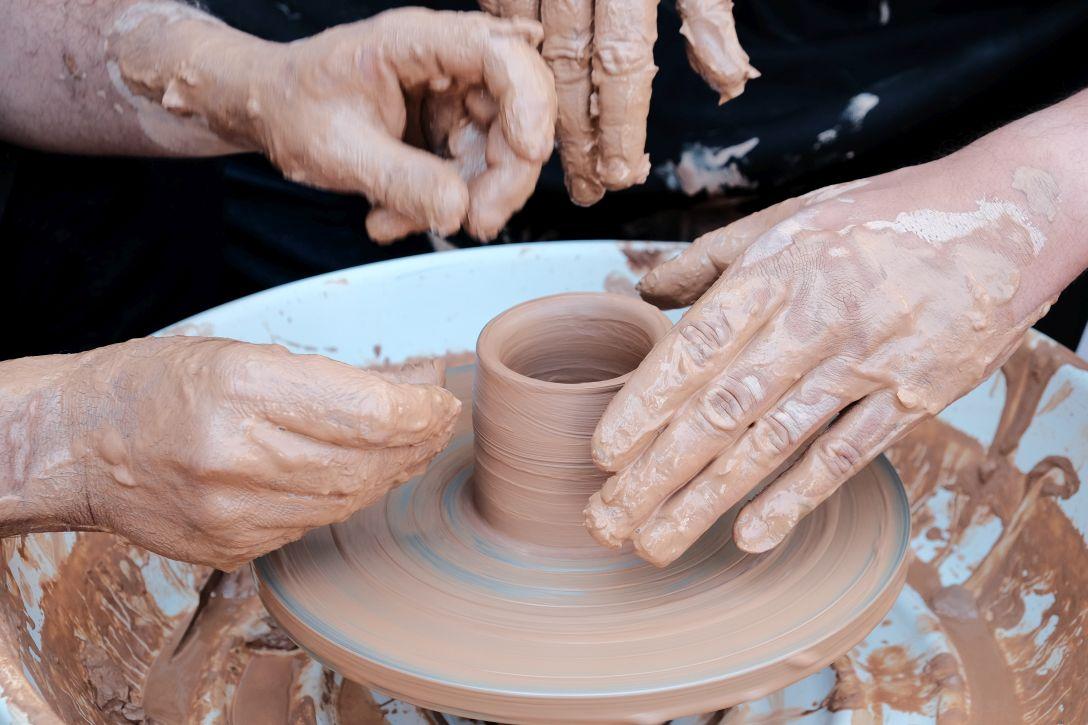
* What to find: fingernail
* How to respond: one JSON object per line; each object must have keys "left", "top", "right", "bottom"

{"left": 598, "top": 157, "right": 631, "bottom": 188}
{"left": 733, "top": 510, "right": 779, "bottom": 553}
{"left": 636, "top": 270, "right": 659, "bottom": 295}
{"left": 591, "top": 437, "right": 618, "bottom": 471}
{"left": 569, "top": 176, "right": 605, "bottom": 206}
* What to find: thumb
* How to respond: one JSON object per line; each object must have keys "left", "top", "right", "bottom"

{"left": 351, "top": 132, "right": 470, "bottom": 237}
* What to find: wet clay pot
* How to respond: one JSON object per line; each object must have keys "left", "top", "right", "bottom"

{"left": 472, "top": 292, "right": 671, "bottom": 546}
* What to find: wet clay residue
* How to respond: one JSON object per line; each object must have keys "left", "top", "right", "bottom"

{"left": 1, "top": 337, "right": 1085, "bottom": 723}
{"left": 620, "top": 241, "right": 674, "bottom": 277}
{"left": 825, "top": 335, "right": 1088, "bottom": 723}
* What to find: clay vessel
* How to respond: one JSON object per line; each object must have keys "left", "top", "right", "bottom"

{"left": 473, "top": 292, "right": 671, "bottom": 546}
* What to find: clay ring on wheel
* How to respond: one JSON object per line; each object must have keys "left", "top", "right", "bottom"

{"left": 255, "top": 292, "right": 911, "bottom": 723}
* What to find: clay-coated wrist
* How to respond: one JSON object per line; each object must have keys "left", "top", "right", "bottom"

{"left": 111, "top": 9, "right": 276, "bottom": 153}
{"left": 0, "top": 354, "right": 99, "bottom": 536}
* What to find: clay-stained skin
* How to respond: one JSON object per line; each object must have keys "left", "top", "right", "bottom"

{"left": 481, "top": 0, "right": 756, "bottom": 203}
{"left": 676, "top": 0, "right": 760, "bottom": 103}
{"left": 587, "top": 162, "right": 1058, "bottom": 565}
{"left": 591, "top": 0, "right": 658, "bottom": 189}
{"left": 109, "top": 5, "right": 556, "bottom": 241}
{"left": 541, "top": 0, "right": 603, "bottom": 204}
{"left": 0, "top": 336, "right": 459, "bottom": 571}
{"left": 1012, "top": 166, "right": 1061, "bottom": 223}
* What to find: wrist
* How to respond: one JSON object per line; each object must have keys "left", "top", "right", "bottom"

{"left": 0, "top": 354, "right": 99, "bottom": 536}
{"left": 110, "top": 6, "right": 277, "bottom": 152}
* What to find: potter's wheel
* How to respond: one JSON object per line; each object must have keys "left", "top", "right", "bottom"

{"left": 256, "top": 361, "right": 910, "bottom": 723}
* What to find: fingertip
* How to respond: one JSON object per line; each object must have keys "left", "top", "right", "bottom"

{"left": 732, "top": 506, "right": 780, "bottom": 553}
{"left": 592, "top": 407, "right": 650, "bottom": 472}
{"left": 590, "top": 429, "right": 620, "bottom": 472}
{"left": 568, "top": 175, "right": 605, "bottom": 206}
{"left": 583, "top": 493, "right": 627, "bottom": 549}
{"left": 377, "top": 379, "right": 461, "bottom": 447}
{"left": 633, "top": 523, "right": 680, "bottom": 568}
{"left": 504, "top": 112, "right": 555, "bottom": 163}
{"left": 366, "top": 206, "right": 425, "bottom": 244}
{"left": 598, "top": 154, "right": 650, "bottom": 190}
{"left": 428, "top": 178, "right": 471, "bottom": 236}
{"left": 431, "top": 384, "right": 463, "bottom": 429}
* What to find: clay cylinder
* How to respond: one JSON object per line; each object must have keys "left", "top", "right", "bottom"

{"left": 473, "top": 292, "right": 671, "bottom": 547}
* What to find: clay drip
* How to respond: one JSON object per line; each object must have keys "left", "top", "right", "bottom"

{"left": 473, "top": 293, "right": 670, "bottom": 546}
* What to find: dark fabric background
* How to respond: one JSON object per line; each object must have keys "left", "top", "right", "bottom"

{"left": 2, "top": 0, "right": 1087, "bottom": 359}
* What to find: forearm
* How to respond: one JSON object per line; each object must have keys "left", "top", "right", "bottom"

{"left": 0, "top": 0, "right": 252, "bottom": 156}
{"left": 0, "top": 355, "right": 96, "bottom": 537}
{"left": 943, "top": 88, "right": 1088, "bottom": 317}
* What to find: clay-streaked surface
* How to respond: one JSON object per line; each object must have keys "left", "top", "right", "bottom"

{"left": 255, "top": 362, "right": 910, "bottom": 723}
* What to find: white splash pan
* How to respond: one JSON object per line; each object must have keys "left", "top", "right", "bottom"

{"left": 0, "top": 240, "right": 1083, "bottom": 723}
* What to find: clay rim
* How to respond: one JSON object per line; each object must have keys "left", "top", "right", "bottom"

{"left": 253, "top": 454, "right": 911, "bottom": 701}
{"left": 474, "top": 291, "right": 672, "bottom": 392}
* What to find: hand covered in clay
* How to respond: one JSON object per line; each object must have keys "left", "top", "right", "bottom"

{"left": 480, "top": 0, "right": 758, "bottom": 204}
{"left": 586, "top": 160, "right": 1063, "bottom": 565}
{"left": 112, "top": 7, "right": 556, "bottom": 241}
{"left": 3, "top": 337, "right": 459, "bottom": 570}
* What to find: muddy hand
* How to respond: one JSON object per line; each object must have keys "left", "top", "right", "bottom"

{"left": 587, "top": 162, "right": 1062, "bottom": 565}
{"left": 8, "top": 337, "right": 460, "bottom": 571}
{"left": 111, "top": 7, "right": 556, "bottom": 242}
{"left": 482, "top": 0, "right": 757, "bottom": 204}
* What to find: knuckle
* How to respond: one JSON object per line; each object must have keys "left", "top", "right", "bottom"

{"left": 818, "top": 438, "right": 863, "bottom": 477}
{"left": 186, "top": 446, "right": 228, "bottom": 481}
{"left": 754, "top": 413, "right": 794, "bottom": 456}
{"left": 542, "top": 33, "right": 592, "bottom": 65}
{"left": 595, "top": 39, "right": 655, "bottom": 76}
{"left": 697, "top": 377, "right": 754, "bottom": 434}
{"left": 678, "top": 315, "right": 731, "bottom": 367}
{"left": 200, "top": 491, "right": 245, "bottom": 530}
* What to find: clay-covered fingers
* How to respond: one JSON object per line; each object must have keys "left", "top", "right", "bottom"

{"left": 676, "top": 0, "right": 759, "bottom": 103}
{"left": 592, "top": 275, "right": 784, "bottom": 472}
{"left": 542, "top": 0, "right": 604, "bottom": 205}
{"left": 413, "top": 84, "right": 543, "bottom": 241}
{"left": 241, "top": 353, "right": 461, "bottom": 450}
{"left": 733, "top": 390, "right": 923, "bottom": 553}
{"left": 592, "top": 0, "right": 659, "bottom": 189}
{"left": 633, "top": 364, "right": 867, "bottom": 565}
{"left": 638, "top": 196, "right": 811, "bottom": 309}
{"left": 348, "top": 133, "right": 470, "bottom": 238}
{"left": 249, "top": 426, "right": 446, "bottom": 500}
{"left": 365, "top": 206, "right": 430, "bottom": 243}
{"left": 585, "top": 336, "right": 810, "bottom": 547}
{"left": 374, "top": 10, "right": 553, "bottom": 162}
{"left": 465, "top": 122, "right": 543, "bottom": 239}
